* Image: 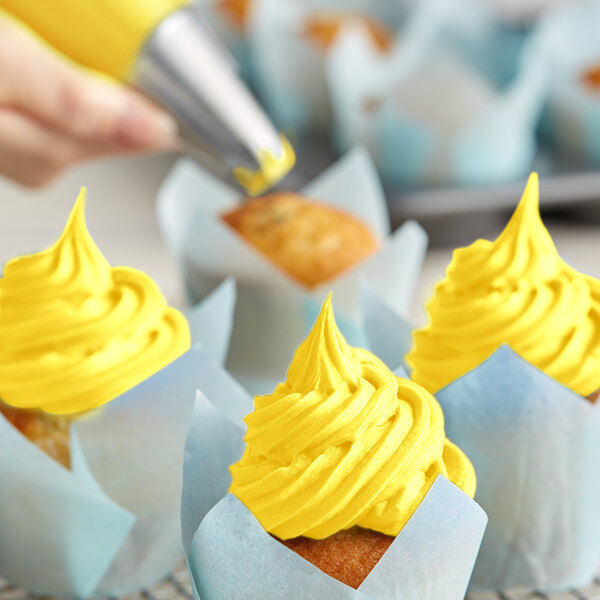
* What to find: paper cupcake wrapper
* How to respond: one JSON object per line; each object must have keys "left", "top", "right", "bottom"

{"left": 361, "top": 289, "right": 600, "bottom": 590}
{"left": 327, "top": 0, "right": 550, "bottom": 187}
{"left": 247, "top": 0, "right": 407, "bottom": 137}
{"left": 187, "top": 277, "right": 236, "bottom": 367}
{"left": 181, "top": 363, "right": 487, "bottom": 600}
{"left": 0, "top": 281, "right": 236, "bottom": 597}
{"left": 474, "top": 0, "right": 562, "bottom": 24}
{"left": 157, "top": 147, "right": 427, "bottom": 395}
{"left": 540, "top": 0, "right": 600, "bottom": 165}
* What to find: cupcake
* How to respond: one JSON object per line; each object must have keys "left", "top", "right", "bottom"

{"left": 0, "top": 191, "right": 190, "bottom": 464}
{"left": 475, "top": 0, "right": 565, "bottom": 24}
{"left": 362, "top": 173, "right": 600, "bottom": 590}
{"left": 407, "top": 173, "right": 600, "bottom": 400}
{"left": 216, "top": 0, "right": 251, "bottom": 30}
{"left": 551, "top": 57, "right": 600, "bottom": 165}
{"left": 540, "top": 0, "right": 600, "bottom": 166}
{"left": 248, "top": 0, "right": 403, "bottom": 136}
{"left": 158, "top": 149, "right": 427, "bottom": 394}
{"left": 0, "top": 188, "right": 235, "bottom": 597}
{"left": 229, "top": 296, "right": 476, "bottom": 588}
{"left": 582, "top": 63, "right": 600, "bottom": 89}
{"left": 545, "top": 56, "right": 600, "bottom": 166}
{"left": 221, "top": 192, "right": 379, "bottom": 288}
{"left": 327, "top": 0, "right": 547, "bottom": 188}
{"left": 181, "top": 296, "right": 487, "bottom": 599}
{"left": 303, "top": 12, "right": 393, "bottom": 54}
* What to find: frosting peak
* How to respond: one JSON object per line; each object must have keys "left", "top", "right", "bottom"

{"left": 287, "top": 295, "right": 358, "bottom": 395}
{"left": 0, "top": 189, "right": 190, "bottom": 415}
{"left": 408, "top": 173, "right": 600, "bottom": 396}
{"left": 230, "top": 297, "right": 476, "bottom": 540}
{"left": 490, "top": 173, "right": 558, "bottom": 277}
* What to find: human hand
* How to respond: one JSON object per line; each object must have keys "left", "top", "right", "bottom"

{"left": 0, "top": 18, "right": 179, "bottom": 187}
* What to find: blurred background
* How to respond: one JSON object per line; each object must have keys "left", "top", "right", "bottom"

{"left": 1, "top": 0, "right": 600, "bottom": 323}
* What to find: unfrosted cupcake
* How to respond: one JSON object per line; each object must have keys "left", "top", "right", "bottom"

{"left": 407, "top": 173, "right": 600, "bottom": 400}
{"left": 0, "top": 189, "right": 190, "bottom": 468}
{"left": 215, "top": 0, "right": 394, "bottom": 48}
{"left": 229, "top": 295, "right": 476, "bottom": 588}
{"left": 303, "top": 11, "right": 393, "bottom": 54}
{"left": 216, "top": 0, "right": 251, "bottom": 30}
{"left": 222, "top": 192, "right": 379, "bottom": 288}
{"left": 582, "top": 63, "right": 600, "bottom": 89}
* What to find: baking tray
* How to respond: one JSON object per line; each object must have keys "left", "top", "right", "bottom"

{"left": 283, "top": 138, "right": 600, "bottom": 247}
{"left": 389, "top": 167, "right": 600, "bottom": 247}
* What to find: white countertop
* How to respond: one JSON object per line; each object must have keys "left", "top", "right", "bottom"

{"left": 0, "top": 153, "right": 186, "bottom": 308}
{"left": 1, "top": 153, "right": 599, "bottom": 326}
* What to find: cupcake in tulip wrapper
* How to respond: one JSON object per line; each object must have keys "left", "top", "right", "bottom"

{"left": 539, "top": 0, "right": 600, "bottom": 167}
{"left": 157, "top": 148, "right": 427, "bottom": 395}
{"left": 247, "top": 0, "right": 407, "bottom": 140}
{"left": 327, "top": 0, "right": 551, "bottom": 188}
{"left": 181, "top": 296, "right": 487, "bottom": 599}
{"left": 362, "top": 174, "right": 600, "bottom": 590}
{"left": 0, "top": 190, "right": 236, "bottom": 597}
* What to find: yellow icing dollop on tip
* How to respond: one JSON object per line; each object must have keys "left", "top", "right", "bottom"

{"left": 0, "top": 188, "right": 190, "bottom": 415}
{"left": 229, "top": 295, "right": 475, "bottom": 540}
{"left": 407, "top": 173, "right": 600, "bottom": 397}
{"left": 233, "top": 135, "right": 296, "bottom": 197}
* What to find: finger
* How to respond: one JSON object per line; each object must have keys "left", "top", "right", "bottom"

{"left": 0, "top": 19, "right": 179, "bottom": 150}
{"left": 0, "top": 108, "right": 147, "bottom": 187}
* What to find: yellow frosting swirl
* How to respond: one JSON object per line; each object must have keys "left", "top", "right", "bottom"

{"left": 0, "top": 189, "right": 190, "bottom": 415}
{"left": 229, "top": 296, "right": 475, "bottom": 540}
{"left": 407, "top": 173, "right": 600, "bottom": 396}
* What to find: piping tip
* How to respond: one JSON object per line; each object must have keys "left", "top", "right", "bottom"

{"left": 233, "top": 135, "right": 295, "bottom": 196}
{"left": 131, "top": 4, "right": 295, "bottom": 194}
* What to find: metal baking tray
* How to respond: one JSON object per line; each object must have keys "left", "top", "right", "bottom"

{"left": 283, "top": 138, "right": 600, "bottom": 247}
{"left": 389, "top": 167, "right": 600, "bottom": 247}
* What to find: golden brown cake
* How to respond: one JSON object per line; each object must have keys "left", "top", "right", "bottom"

{"left": 217, "top": 0, "right": 251, "bottom": 30}
{"left": 278, "top": 527, "right": 394, "bottom": 588}
{"left": 583, "top": 64, "right": 600, "bottom": 89}
{"left": 222, "top": 192, "right": 379, "bottom": 288}
{"left": 1, "top": 403, "right": 71, "bottom": 468}
{"left": 304, "top": 13, "right": 393, "bottom": 54}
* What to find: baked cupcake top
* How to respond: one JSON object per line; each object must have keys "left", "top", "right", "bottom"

{"left": 217, "top": 0, "right": 250, "bottom": 30}
{"left": 408, "top": 173, "right": 600, "bottom": 396}
{"left": 229, "top": 295, "right": 475, "bottom": 540}
{"left": 0, "top": 189, "right": 190, "bottom": 415}
{"left": 222, "top": 192, "right": 378, "bottom": 288}
{"left": 304, "top": 12, "right": 393, "bottom": 54}
{"left": 583, "top": 64, "right": 600, "bottom": 90}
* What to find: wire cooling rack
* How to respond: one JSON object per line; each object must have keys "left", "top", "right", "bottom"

{"left": 0, "top": 563, "right": 193, "bottom": 600}
{"left": 2, "top": 561, "right": 600, "bottom": 600}
{"left": 466, "top": 580, "right": 600, "bottom": 600}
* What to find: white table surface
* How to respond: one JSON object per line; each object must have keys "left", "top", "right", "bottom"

{"left": 0, "top": 152, "right": 599, "bottom": 327}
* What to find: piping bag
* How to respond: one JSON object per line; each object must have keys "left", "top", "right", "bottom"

{"left": 0, "top": 0, "right": 295, "bottom": 195}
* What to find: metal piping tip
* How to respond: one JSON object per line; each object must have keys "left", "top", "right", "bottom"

{"left": 131, "top": 4, "right": 295, "bottom": 193}
{"left": 233, "top": 135, "right": 296, "bottom": 196}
